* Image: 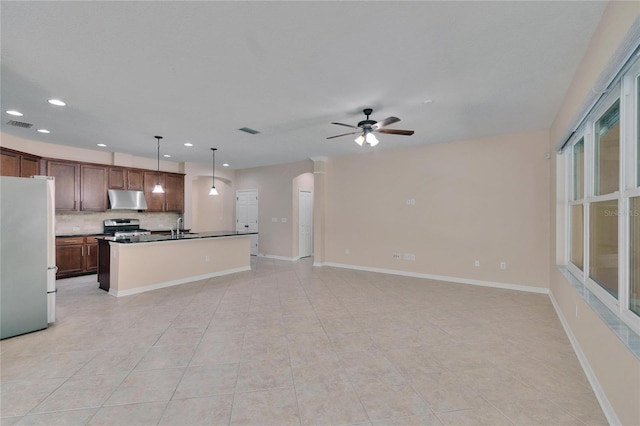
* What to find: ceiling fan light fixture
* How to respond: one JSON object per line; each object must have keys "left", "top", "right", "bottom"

{"left": 366, "top": 133, "right": 379, "bottom": 146}
{"left": 354, "top": 135, "right": 365, "bottom": 146}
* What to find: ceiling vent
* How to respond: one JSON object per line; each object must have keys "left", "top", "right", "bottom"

{"left": 6, "top": 120, "right": 33, "bottom": 129}
{"left": 238, "top": 127, "right": 260, "bottom": 135}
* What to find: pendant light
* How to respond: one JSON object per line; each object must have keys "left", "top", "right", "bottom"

{"left": 209, "top": 148, "right": 219, "bottom": 196}
{"left": 152, "top": 136, "right": 164, "bottom": 194}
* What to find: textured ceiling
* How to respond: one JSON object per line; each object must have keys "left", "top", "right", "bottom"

{"left": 1, "top": 1, "right": 607, "bottom": 169}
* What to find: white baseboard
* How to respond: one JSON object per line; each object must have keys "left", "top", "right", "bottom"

{"left": 322, "top": 262, "right": 549, "bottom": 294}
{"left": 109, "top": 266, "right": 251, "bottom": 297}
{"left": 257, "top": 253, "right": 300, "bottom": 262}
{"left": 548, "top": 292, "right": 620, "bottom": 426}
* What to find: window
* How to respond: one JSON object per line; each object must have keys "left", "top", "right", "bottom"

{"left": 570, "top": 204, "right": 584, "bottom": 270}
{"left": 573, "top": 139, "right": 585, "bottom": 200}
{"left": 594, "top": 100, "right": 620, "bottom": 196}
{"left": 563, "top": 57, "right": 640, "bottom": 334}
{"left": 631, "top": 197, "right": 640, "bottom": 316}
{"left": 589, "top": 200, "right": 618, "bottom": 298}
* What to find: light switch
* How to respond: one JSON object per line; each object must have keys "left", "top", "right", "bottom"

{"left": 281, "top": 218, "right": 287, "bottom": 223}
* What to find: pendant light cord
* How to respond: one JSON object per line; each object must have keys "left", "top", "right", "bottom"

{"left": 155, "top": 136, "right": 162, "bottom": 184}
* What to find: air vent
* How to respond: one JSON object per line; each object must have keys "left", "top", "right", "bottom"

{"left": 238, "top": 127, "right": 260, "bottom": 135}
{"left": 6, "top": 120, "right": 33, "bottom": 129}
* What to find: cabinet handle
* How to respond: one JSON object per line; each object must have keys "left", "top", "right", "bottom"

{"left": 82, "top": 246, "right": 84, "bottom": 257}
{"left": 87, "top": 246, "right": 91, "bottom": 256}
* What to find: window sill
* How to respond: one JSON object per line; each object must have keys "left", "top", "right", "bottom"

{"left": 558, "top": 266, "right": 640, "bottom": 359}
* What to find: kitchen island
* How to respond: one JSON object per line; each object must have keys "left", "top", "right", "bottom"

{"left": 97, "top": 231, "right": 256, "bottom": 297}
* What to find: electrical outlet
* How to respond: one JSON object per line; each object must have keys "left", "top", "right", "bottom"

{"left": 281, "top": 218, "right": 287, "bottom": 223}
{"left": 409, "top": 253, "right": 415, "bottom": 260}
{"left": 345, "top": 248, "right": 350, "bottom": 255}
{"left": 205, "top": 255, "right": 210, "bottom": 262}
{"left": 500, "top": 262, "right": 506, "bottom": 270}
{"left": 474, "top": 260, "right": 480, "bottom": 267}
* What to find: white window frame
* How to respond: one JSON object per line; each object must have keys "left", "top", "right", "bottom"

{"left": 564, "top": 65, "right": 640, "bottom": 334}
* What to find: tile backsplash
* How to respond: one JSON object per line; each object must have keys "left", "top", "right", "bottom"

{"left": 56, "top": 211, "right": 181, "bottom": 235}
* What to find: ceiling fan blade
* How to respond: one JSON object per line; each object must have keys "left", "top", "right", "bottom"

{"left": 372, "top": 116, "right": 400, "bottom": 130}
{"left": 326, "top": 131, "right": 361, "bottom": 139}
{"left": 377, "top": 128, "right": 415, "bottom": 136}
{"left": 331, "top": 122, "right": 360, "bottom": 129}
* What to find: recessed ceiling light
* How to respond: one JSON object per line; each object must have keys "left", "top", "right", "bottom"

{"left": 97, "top": 143, "right": 107, "bottom": 147}
{"left": 222, "top": 163, "right": 230, "bottom": 167}
{"left": 48, "top": 99, "right": 66, "bottom": 106}
{"left": 6, "top": 110, "right": 23, "bottom": 116}
{"left": 422, "top": 99, "right": 433, "bottom": 104}
{"left": 37, "top": 129, "right": 50, "bottom": 134}
{"left": 184, "top": 142, "right": 193, "bottom": 147}
{"left": 163, "top": 154, "right": 171, "bottom": 158}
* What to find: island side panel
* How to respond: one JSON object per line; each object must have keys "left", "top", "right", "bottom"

{"left": 109, "top": 235, "right": 251, "bottom": 296}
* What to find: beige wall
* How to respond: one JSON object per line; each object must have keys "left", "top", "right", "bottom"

{"left": 185, "top": 160, "right": 237, "bottom": 233}
{"left": 549, "top": 3, "right": 640, "bottom": 424}
{"left": 324, "top": 131, "right": 551, "bottom": 289}
{"left": 235, "top": 160, "right": 313, "bottom": 258}
{"left": 550, "top": 1, "right": 640, "bottom": 146}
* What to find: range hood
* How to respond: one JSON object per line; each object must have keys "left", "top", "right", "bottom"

{"left": 107, "top": 189, "right": 148, "bottom": 210}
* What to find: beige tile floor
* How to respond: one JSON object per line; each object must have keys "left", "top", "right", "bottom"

{"left": 1, "top": 257, "right": 608, "bottom": 425}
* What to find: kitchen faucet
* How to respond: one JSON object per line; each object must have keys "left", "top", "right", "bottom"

{"left": 176, "top": 217, "right": 183, "bottom": 237}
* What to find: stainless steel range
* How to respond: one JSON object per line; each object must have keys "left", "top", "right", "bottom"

{"left": 103, "top": 218, "right": 151, "bottom": 238}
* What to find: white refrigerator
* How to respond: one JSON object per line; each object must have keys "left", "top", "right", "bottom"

{"left": 0, "top": 176, "right": 56, "bottom": 339}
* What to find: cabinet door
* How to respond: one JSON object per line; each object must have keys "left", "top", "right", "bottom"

{"left": 56, "top": 244, "right": 84, "bottom": 278}
{"left": 143, "top": 171, "right": 165, "bottom": 212}
{"left": 80, "top": 164, "right": 107, "bottom": 211}
{"left": 127, "top": 169, "right": 144, "bottom": 190}
{"left": 164, "top": 173, "right": 184, "bottom": 212}
{"left": 85, "top": 242, "right": 99, "bottom": 273}
{"left": 20, "top": 156, "right": 40, "bottom": 177}
{"left": 48, "top": 161, "right": 79, "bottom": 211}
{"left": 0, "top": 150, "right": 20, "bottom": 177}
{"left": 108, "top": 167, "right": 126, "bottom": 189}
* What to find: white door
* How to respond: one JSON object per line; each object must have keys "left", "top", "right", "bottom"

{"left": 299, "top": 190, "right": 313, "bottom": 258}
{"left": 236, "top": 190, "right": 258, "bottom": 255}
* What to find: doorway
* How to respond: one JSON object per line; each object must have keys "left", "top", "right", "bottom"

{"left": 236, "top": 189, "right": 258, "bottom": 255}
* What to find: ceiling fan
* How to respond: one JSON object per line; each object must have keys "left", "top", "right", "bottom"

{"left": 327, "top": 108, "right": 414, "bottom": 146}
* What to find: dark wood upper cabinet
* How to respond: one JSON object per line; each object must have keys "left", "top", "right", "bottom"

{"left": 127, "top": 169, "right": 144, "bottom": 191}
{"left": 20, "top": 156, "right": 40, "bottom": 177}
{"left": 108, "top": 167, "right": 126, "bottom": 189}
{"left": 47, "top": 160, "right": 80, "bottom": 211}
{"left": 143, "top": 171, "right": 166, "bottom": 212}
{"left": 165, "top": 173, "right": 184, "bottom": 212}
{"left": 108, "top": 167, "right": 144, "bottom": 191}
{"left": 3, "top": 147, "right": 183, "bottom": 213}
{"left": 1, "top": 147, "right": 42, "bottom": 177}
{"left": 1, "top": 150, "right": 20, "bottom": 177}
{"left": 80, "top": 164, "right": 107, "bottom": 211}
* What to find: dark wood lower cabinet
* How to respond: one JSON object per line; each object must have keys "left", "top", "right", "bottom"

{"left": 56, "top": 235, "right": 105, "bottom": 279}
{"left": 56, "top": 240, "right": 84, "bottom": 277}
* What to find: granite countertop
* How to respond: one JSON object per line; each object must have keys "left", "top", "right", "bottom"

{"left": 97, "top": 230, "right": 257, "bottom": 244}
{"left": 56, "top": 229, "right": 189, "bottom": 238}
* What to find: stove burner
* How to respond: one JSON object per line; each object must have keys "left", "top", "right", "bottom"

{"left": 103, "top": 218, "right": 150, "bottom": 237}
